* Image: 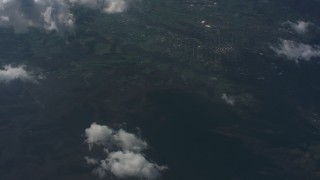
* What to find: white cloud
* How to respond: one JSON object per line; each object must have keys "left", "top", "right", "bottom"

{"left": 283, "top": 20, "right": 313, "bottom": 34}
{"left": 70, "top": 0, "right": 132, "bottom": 14}
{"left": 0, "top": 64, "right": 36, "bottom": 83}
{"left": 271, "top": 40, "right": 320, "bottom": 62}
{"left": 0, "top": 0, "right": 133, "bottom": 32}
{"left": 85, "top": 122, "right": 114, "bottom": 150}
{"left": 84, "top": 156, "right": 99, "bottom": 165}
{"left": 103, "top": 0, "right": 128, "bottom": 14}
{"left": 0, "top": 0, "right": 74, "bottom": 32}
{"left": 221, "top": 93, "right": 235, "bottom": 105}
{"left": 84, "top": 123, "right": 167, "bottom": 179}
{"left": 102, "top": 151, "right": 167, "bottom": 179}
{"left": 114, "top": 129, "right": 148, "bottom": 152}
{"left": 0, "top": 16, "right": 9, "bottom": 22}
{"left": 84, "top": 123, "right": 147, "bottom": 152}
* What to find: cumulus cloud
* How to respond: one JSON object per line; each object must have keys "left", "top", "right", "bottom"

{"left": 85, "top": 122, "right": 114, "bottom": 150}
{"left": 84, "top": 156, "right": 99, "bottom": 165}
{"left": 271, "top": 40, "right": 320, "bottom": 62}
{"left": 84, "top": 123, "right": 167, "bottom": 179}
{"left": 0, "top": 0, "right": 74, "bottom": 32}
{"left": 0, "top": 64, "right": 37, "bottom": 83}
{"left": 103, "top": 0, "right": 129, "bottom": 13}
{"left": 0, "top": 0, "right": 133, "bottom": 32}
{"left": 114, "top": 129, "right": 148, "bottom": 152}
{"left": 84, "top": 122, "right": 147, "bottom": 152}
{"left": 283, "top": 20, "right": 313, "bottom": 34}
{"left": 221, "top": 93, "right": 235, "bottom": 105}
{"left": 0, "top": 16, "right": 9, "bottom": 22}
{"left": 70, "top": 0, "right": 132, "bottom": 13}
{"left": 101, "top": 151, "right": 167, "bottom": 179}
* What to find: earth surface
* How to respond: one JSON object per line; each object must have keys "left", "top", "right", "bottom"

{"left": 1, "top": 0, "right": 320, "bottom": 180}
